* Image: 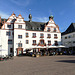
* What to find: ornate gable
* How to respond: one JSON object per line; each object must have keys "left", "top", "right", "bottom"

{"left": 14, "top": 14, "right": 25, "bottom": 24}
{"left": 44, "top": 15, "right": 60, "bottom": 33}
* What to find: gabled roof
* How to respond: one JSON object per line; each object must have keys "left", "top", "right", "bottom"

{"left": 62, "top": 23, "right": 75, "bottom": 35}
{"left": 25, "top": 21, "right": 45, "bottom": 31}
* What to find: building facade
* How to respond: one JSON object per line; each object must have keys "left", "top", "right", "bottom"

{"left": 62, "top": 23, "right": 75, "bottom": 54}
{"left": 0, "top": 13, "right": 62, "bottom": 56}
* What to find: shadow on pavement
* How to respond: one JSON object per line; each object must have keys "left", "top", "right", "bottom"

{"left": 56, "top": 60, "right": 75, "bottom": 63}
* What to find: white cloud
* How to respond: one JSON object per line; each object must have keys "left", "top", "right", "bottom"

{"left": 0, "top": 11, "right": 9, "bottom": 19}
{"left": 10, "top": 0, "right": 30, "bottom": 6}
{"left": 33, "top": 17, "right": 49, "bottom": 22}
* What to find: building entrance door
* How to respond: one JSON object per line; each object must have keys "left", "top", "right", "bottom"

{"left": 17, "top": 48, "right": 23, "bottom": 56}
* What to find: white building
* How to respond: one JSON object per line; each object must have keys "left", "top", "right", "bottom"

{"left": 0, "top": 13, "right": 62, "bottom": 56}
{"left": 62, "top": 23, "right": 75, "bottom": 54}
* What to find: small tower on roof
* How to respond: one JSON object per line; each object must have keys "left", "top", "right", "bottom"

{"left": 49, "top": 15, "right": 54, "bottom": 20}
{"left": 29, "top": 9, "right": 32, "bottom": 22}
{"left": 29, "top": 14, "right": 32, "bottom": 22}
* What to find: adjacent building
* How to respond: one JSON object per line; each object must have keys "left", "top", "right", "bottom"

{"left": 0, "top": 12, "right": 62, "bottom": 56}
{"left": 62, "top": 23, "right": 75, "bottom": 54}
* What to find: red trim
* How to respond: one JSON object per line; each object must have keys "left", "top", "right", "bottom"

{"left": 47, "top": 30, "right": 50, "bottom": 32}
{"left": 38, "top": 39, "right": 46, "bottom": 46}
{"left": 26, "top": 36, "right": 29, "bottom": 38}
{"left": 32, "top": 44, "right": 37, "bottom": 46}
{"left": 47, "top": 37, "right": 51, "bottom": 38}
{"left": 48, "top": 44, "right": 51, "bottom": 46}
{"left": 40, "top": 36, "right": 44, "bottom": 38}
{"left": 53, "top": 30, "right": 56, "bottom": 32}
{"left": 54, "top": 37, "right": 58, "bottom": 39}
{"left": 32, "top": 36, "right": 36, "bottom": 38}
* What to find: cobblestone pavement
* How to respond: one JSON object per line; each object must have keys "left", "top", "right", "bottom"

{"left": 0, "top": 55, "right": 75, "bottom": 75}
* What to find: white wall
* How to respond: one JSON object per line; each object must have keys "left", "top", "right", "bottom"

{"left": 0, "top": 30, "right": 13, "bottom": 56}
{"left": 62, "top": 32, "right": 75, "bottom": 48}
{"left": 13, "top": 30, "right": 61, "bottom": 56}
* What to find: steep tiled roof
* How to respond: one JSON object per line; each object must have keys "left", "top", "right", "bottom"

{"left": 62, "top": 23, "right": 75, "bottom": 35}
{"left": 25, "top": 21, "right": 45, "bottom": 31}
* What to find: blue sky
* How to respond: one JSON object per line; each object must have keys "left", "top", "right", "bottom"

{"left": 0, "top": 0, "right": 75, "bottom": 32}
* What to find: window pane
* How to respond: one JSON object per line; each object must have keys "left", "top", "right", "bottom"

{"left": 48, "top": 41, "right": 51, "bottom": 44}
{"left": 26, "top": 33, "right": 28, "bottom": 36}
{"left": 26, "top": 40, "right": 29, "bottom": 44}
{"left": 7, "top": 25, "right": 11, "bottom": 28}
{"left": 65, "top": 37, "right": 67, "bottom": 39}
{"left": 6, "top": 32, "right": 11, "bottom": 36}
{"left": 54, "top": 34, "right": 57, "bottom": 37}
{"left": 33, "top": 40, "right": 36, "bottom": 44}
{"left": 33, "top": 33, "right": 36, "bottom": 36}
{"left": 8, "top": 40, "right": 12, "bottom": 44}
{"left": 47, "top": 28, "right": 50, "bottom": 31}
{"left": 54, "top": 28, "right": 56, "bottom": 30}
{"left": 18, "top": 35, "right": 22, "bottom": 39}
{"left": 48, "top": 34, "right": 51, "bottom": 37}
{"left": 40, "top": 33, "right": 44, "bottom": 37}
{"left": 18, "top": 25, "right": 22, "bottom": 29}
{"left": 18, "top": 43, "right": 22, "bottom": 47}
{"left": 40, "top": 40, "right": 44, "bottom": 44}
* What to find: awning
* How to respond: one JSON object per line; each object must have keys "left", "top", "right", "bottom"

{"left": 47, "top": 45, "right": 65, "bottom": 48}
{"left": 26, "top": 45, "right": 65, "bottom": 49}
